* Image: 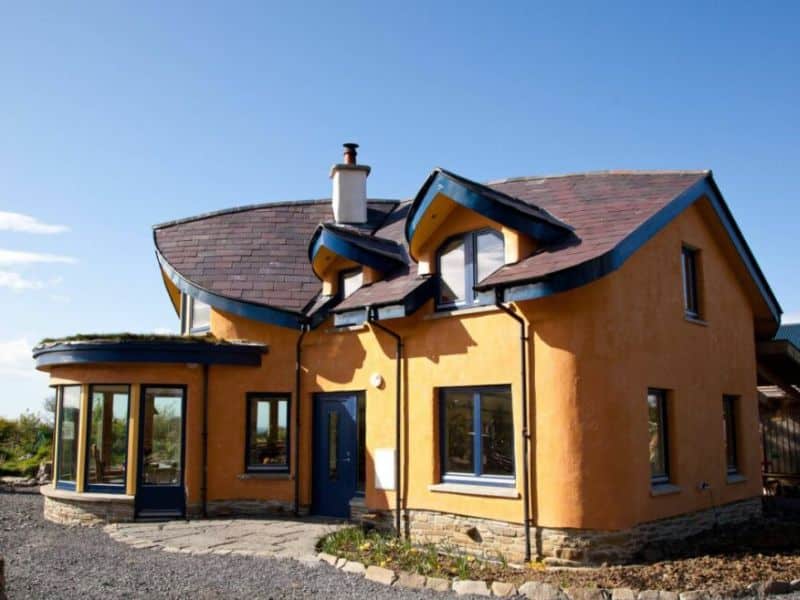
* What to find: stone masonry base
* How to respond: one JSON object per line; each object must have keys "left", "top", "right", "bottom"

{"left": 43, "top": 495, "right": 134, "bottom": 526}
{"left": 538, "top": 496, "right": 762, "bottom": 565}
{"left": 355, "top": 496, "right": 762, "bottom": 565}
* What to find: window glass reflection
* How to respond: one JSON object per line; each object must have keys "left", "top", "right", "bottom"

{"left": 87, "top": 385, "right": 129, "bottom": 487}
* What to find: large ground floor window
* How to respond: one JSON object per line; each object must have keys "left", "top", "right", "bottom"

{"left": 56, "top": 385, "right": 82, "bottom": 489}
{"left": 440, "top": 385, "right": 514, "bottom": 485}
{"left": 86, "top": 384, "right": 130, "bottom": 491}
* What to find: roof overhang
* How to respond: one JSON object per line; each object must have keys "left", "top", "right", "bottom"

{"left": 332, "top": 276, "right": 437, "bottom": 327}
{"left": 33, "top": 338, "right": 267, "bottom": 370}
{"left": 758, "top": 339, "right": 800, "bottom": 388}
{"left": 405, "top": 168, "right": 573, "bottom": 261}
{"left": 156, "top": 250, "right": 306, "bottom": 330}
{"left": 308, "top": 225, "right": 405, "bottom": 280}
{"left": 491, "top": 173, "right": 781, "bottom": 338}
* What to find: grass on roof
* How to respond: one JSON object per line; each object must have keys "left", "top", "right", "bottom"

{"left": 35, "top": 332, "right": 234, "bottom": 347}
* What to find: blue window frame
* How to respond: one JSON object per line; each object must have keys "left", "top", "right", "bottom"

{"left": 439, "top": 386, "right": 515, "bottom": 486}
{"left": 245, "top": 393, "right": 291, "bottom": 473}
{"left": 436, "top": 229, "right": 504, "bottom": 310}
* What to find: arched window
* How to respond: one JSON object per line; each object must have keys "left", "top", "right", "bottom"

{"left": 437, "top": 229, "right": 504, "bottom": 309}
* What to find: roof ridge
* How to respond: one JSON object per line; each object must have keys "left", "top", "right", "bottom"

{"left": 153, "top": 198, "right": 400, "bottom": 230}
{"left": 486, "top": 169, "right": 710, "bottom": 185}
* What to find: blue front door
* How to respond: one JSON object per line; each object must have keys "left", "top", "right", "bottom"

{"left": 312, "top": 393, "right": 358, "bottom": 518}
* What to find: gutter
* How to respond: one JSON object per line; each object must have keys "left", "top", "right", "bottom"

{"left": 367, "top": 306, "right": 404, "bottom": 537}
{"left": 293, "top": 323, "right": 309, "bottom": 515}
{"left": 494, "top": 290, "right": 532, "bottom": 562}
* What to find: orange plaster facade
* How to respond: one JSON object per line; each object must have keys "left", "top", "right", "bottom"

{"left": 38, "top": 191, "right": 767, "bottom": 562}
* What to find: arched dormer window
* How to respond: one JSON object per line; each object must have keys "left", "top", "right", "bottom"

{"left": 437, "top": 229, "right": 504, "bottom": 309}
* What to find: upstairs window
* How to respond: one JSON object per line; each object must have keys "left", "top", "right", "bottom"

{"left": 722, "top": 395, "right": 739, "bottom": 474}
{"left": 340, "top": 268, "right": 363, "bottom": 299}
{"left": 437, "top": 229, "right": 504, "bottom": 309}
{"left": 181, "top": 294, "right": 211, "bottom": 334}
{"left": 681, "top": 246, "right": 701, "bottom": 319}
{"left": 648, "top": 388, "right": 670, "bottom": 484}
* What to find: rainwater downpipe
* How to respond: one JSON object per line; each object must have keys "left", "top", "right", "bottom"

{"left": 367, "top": 306, "right": 403, "bottom": 537}
{"left": 201, "top": 363, "right": 209, "bottom": 518}
{"left": 494, "top": 289, "right": 532, "bottom": 562}
{"left": 293, "top": 322, "right": 309, "bottom": 516}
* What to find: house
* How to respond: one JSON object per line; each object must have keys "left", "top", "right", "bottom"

{"left": 34, "top": 144, "right": 781, "bottom": 565}
{"left": 758, "top": 323, "right": 800, "bottom": 494}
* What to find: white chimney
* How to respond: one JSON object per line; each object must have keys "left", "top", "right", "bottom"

{"left": 330, "top": 142, "right": 370, "bottom": 224}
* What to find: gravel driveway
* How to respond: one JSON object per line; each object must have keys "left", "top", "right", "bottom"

{"left": 0, "top": 489, "right": 446, "bottom": 599}
{"left": 3, "top": 489, "right": 799, "bottom": 599}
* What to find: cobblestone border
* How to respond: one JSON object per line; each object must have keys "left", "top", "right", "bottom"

{"left": 315, "top": 551, "right": 800, "bottom": 598}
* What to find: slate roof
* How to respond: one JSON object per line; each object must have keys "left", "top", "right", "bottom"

{"left": 776, "top": 324, "right": 800, "bottom": 351}
{"left": 313, "top": 223, "right": 408, "bottom": 264}
{"left": 154, "top": 200, "right": 398, "bottom": 313}
{"left": 154, "top": 170, "right": 738, "bottom": 321}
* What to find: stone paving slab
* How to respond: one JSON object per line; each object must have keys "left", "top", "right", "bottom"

{"left": 105, "top": 516, "right": 344, "bottom": 562}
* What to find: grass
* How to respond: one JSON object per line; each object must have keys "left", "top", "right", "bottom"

{"left": 318, "top": 527, "right": 511, "bottom": 581}
{"left": 0, "top": 444, "right": 50, "bottom": 477}
{"left": 36, "top": 332, "right": 237, "bottom": 346}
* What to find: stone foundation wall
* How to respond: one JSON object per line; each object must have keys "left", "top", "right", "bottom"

{"left": 354, "top": 497, "right": 762, "bottom": 566}
{"left": 539, "top": 496, "right": 762, "bottom": 565}
{"left": 43, "top": 495, "right": 134, "bottom": 526}
{"left": 407, "top": 510, "right": 528, "bottom": 563}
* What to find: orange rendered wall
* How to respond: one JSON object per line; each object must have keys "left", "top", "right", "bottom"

{"left": 41, "top": 194, "right": 763, "bottom": 533}
{"left": 524, "top": 199, "right": 761, "bottom": 530}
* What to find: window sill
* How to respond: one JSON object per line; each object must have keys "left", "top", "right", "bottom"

{"left": 684, "top": 315, "right": 708, "bottom": 327}
{"left": 326, "top": 323, "right": 367, "bottom": 334}
{"left": 428, "top": 483, "right": 519, "bottom": 499}
{"left": 726, "top": 473, "right": 747, "bottom": 485}
{"left": 41, "top": 484, "right": 134, "bottom": 503}
{"left": 425, "top": 304, "right": 499, "bottom": 320}
{"left": 650, "top": 483, "right": 681, "bottom": 497}
{"left": 237, "top": 472, "right": 291, "bottom": 480}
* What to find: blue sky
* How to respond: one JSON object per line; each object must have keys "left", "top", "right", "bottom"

{"left": 1, "top": 2, "right": 798, "bottom": 417}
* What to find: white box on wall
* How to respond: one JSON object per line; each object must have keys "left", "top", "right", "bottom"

{"left": 374, "top": 448, "right": 396, "bottom": 490}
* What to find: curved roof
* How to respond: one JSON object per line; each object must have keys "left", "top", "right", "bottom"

{"left": 152, "top": 170, "right": 780, "bottom": 334}
{"left": 154, "top": 199, "right": 399, "bottom": 315}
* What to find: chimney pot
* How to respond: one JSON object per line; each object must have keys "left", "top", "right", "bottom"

{"left": 343, "top": 143, "right": 359, "bottom": 165}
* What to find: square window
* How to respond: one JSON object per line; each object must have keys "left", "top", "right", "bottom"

{"left": 182, "top": 294, "right": 211, "bottom": 334}
{"left": 246, "top": 394, "right": 290, "bottom": 472}
{"left": 436, "top": 229, "right": 505, "bottom": 309}
{"left": 440, "top": 386, "right": 514, "bottom": 485}
{"left": 340, "top": 269, "right": 363, "bottom": 299}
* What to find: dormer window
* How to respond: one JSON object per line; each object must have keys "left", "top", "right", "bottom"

{"left": 181, "top": 294, "right": 211, "bottom": 334}
{"left": 341, "top": 268, "right": 363, "bottom": 299}
{"left": 437, "top": 229, "right": 504, "bottom": 309}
